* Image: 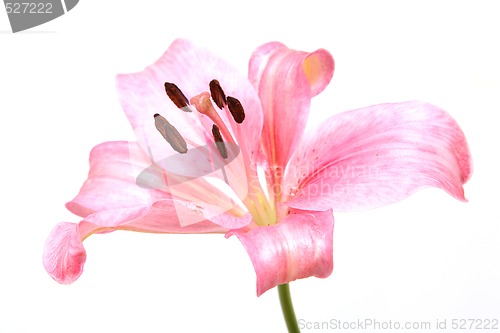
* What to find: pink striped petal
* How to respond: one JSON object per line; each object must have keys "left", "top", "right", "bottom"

{"left": 65, "top": 141, "right": 166, "bottom": 217}
{"left": 285, "top": 101, "right": 472, "bottom": 211}
{"left": 248, "top": 42, "right": 334, "bottom": 169}
{"left": 227, "top": 209, "right": 334, "bottom": 296}
{"left": 66, "top": 140, "right": 250, "bottom": 229}
{"left": 43, "top": 200, "right": 227, "bottom": 284}
{"left": 116, "top": 39, "right": 263, "bottom": 169}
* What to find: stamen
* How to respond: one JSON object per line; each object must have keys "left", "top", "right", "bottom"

{"left": 154, "top": 113, "right": 188, "bottom": 154}
{"left": 227, "top": 96, "right": 245, "bottom": 123}
{"left": 164, "top": 82, "right": 192, "bottom": 112}
{"left": 209, "top": 79, "right": 227, "bottom": 109}
{"left": 212, "top": 124, "right": 228, "bottom": 159}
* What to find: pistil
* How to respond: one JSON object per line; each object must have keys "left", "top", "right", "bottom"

{"left": 190, "top": 92, "right": 236, "bottom": 145}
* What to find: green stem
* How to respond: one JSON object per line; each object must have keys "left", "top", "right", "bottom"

{"left": 278, "top": 283, "right": 300, "bottom": 333}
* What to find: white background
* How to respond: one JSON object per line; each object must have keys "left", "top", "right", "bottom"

{"left": 1, "top": 1, "right": 499, "bottom": 332}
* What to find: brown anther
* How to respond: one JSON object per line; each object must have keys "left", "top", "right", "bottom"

{"left": 212, "top": 124, "right": 228, "bottom": 159}
{"left": 209, "top": 79, "right": 227, "bottom": 109}
{"left": 227, "top": 96, "right": 245, "bottom": 123}
{"left": 164, "top": 82, "right": 192, "bottom": 112}
{"left": 154, "top": 113, "right": 188, "bottom": 154}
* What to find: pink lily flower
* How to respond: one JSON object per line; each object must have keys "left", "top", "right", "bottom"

{"left": 43, "top": 39, "right": 471, "bottom": 297}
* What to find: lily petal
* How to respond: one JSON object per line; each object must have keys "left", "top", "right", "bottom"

{"left": 248, "top": 42, "right": 334, "bottom": 169}
{"left": 227, "top": 209, "right": 334, "bottom": 296}
{"left": 43, "top": 222, "right": 86, "bottom": 284}
{"left": 65, "top": 141, "right": 165, "bottom": 217}
{"left": 43, "top": 200, "right": 227, "bottom": 284}
{"left": 285, "top": 101, "right": 472, "bottom": 211}
{"left": 116, "top": 39, "right": 263, "bottom": 169}
{"left": 68, "top": 140, "right": 251, "bottom": 231}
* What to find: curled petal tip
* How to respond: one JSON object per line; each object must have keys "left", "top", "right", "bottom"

{"left": 303, "top": 48, "right": 335, "bottom": 96}
{"left": 248, "top": 42, "right": 335, "bottom": 170}
{"left": 43, "top": 222, "right": 86, "bottom": 284}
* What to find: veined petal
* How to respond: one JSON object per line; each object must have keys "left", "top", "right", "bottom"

{"left": 285, "top": 101, "right": 472, "bottom": 211}
{"left": 65, "top": 141, "right": 165, "bottom": 217}
{"left": 227, "top": 209, "right": 334, "bottom": 296}
{"left": 116, "top": 39, "right": 263, "bottom": 169}
{"left": 67, "top": 140, "right": 251, "bottom": 229}
{"left": 87, "top": 200, "right": 228, "bottom": 233}
{"left": 248, "top": 42, "right": 334, "bottom": 169}
{"left": 43, "top": 200, "right": 227, "bottom": 284}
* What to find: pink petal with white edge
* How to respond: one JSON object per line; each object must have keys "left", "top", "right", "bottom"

{"left": 227, "top": 209, "right": 334, "bottom": 296}
{"left": 285, "top": 101, "right": 472, "bottom": 211}
{"left": 116, "top": 39, "right": 263, "bottom": 169}
{"left": 248, "top": 42, "right": 334, "bottom": 169}
{"left": 43, "top": 200, "right": 228, "bottom": 284}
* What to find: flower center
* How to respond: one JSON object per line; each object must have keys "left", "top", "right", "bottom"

{"left": 154, "top": 79, "right": 276, "bottom": 227}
